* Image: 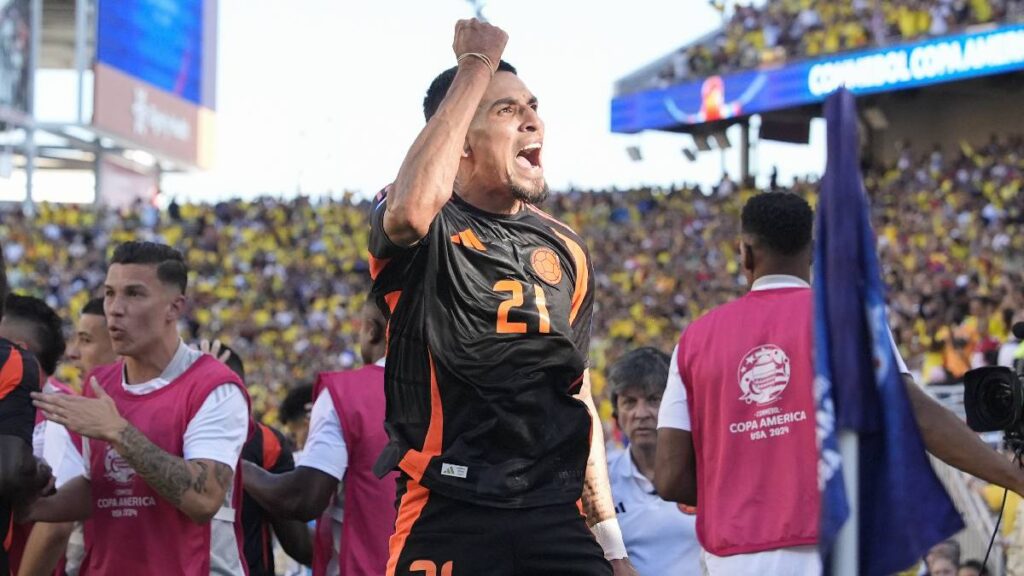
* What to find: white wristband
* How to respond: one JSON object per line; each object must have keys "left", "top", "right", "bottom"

{"left": 591, "top": 518, "right": 628, "bottom": 561}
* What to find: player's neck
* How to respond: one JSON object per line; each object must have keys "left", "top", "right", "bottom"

{"left": 124, "top": 334, "right": 180, "bottom": 385}
{"left": 455, "top": 187, "right": 522, "bottom": 216}
{"left": 629, "top": 443, "right": 657, "bottom": 483}
{"left": 751, "top": 266, "right": 810, "bottom": 287}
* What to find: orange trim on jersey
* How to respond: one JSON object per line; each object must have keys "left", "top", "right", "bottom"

{"left": 526, "top": 204, "right": 580, "bottom": 236}
{"left": 0, "top": 347, "right": 25, "bottom": 402}
{"left": 551, "top": 229, "right": 589, "bottom": 326}
{"left": 369, "top": 253, "right": 392, "bottom": 281}
{"left": 384, "top": 291, "right": 402, "bottom": 313}
{"left": 259, "top": 423, "right": 282, "bottom": 470}
{"left": 385, "top": 478, "right": 431, "bottom": 576}
{"left": 4, "top": 514, "right": 12, "bottom": 551}
{"left": 397, "top": 351, "right": 443, "bottom": 482}
{"left": 383, "top": 291, "right": 402, "bottom": 350}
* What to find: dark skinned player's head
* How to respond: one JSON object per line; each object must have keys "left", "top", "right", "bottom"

{"left": 739, "top": 192, "right": 813, "bottom": 285}
{"left": 0, "top": 294, "right": 66, "bottom": 377}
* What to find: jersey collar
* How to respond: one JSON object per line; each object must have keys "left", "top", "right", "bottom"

{"left": 751, "top": 274, "right": 810, "bottom": 292}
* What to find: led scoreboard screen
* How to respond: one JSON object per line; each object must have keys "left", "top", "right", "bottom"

{"left": 612, "top": 23, "right": 1024, "bottom": 133}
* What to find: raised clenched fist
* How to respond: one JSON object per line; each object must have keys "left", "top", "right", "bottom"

{"left": 453, "top": 18, "right": 507, "bottom": 72}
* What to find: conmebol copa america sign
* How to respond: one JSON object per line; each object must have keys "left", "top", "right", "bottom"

{"left": 808, "top": 27, "right": 1024, "bottom": 96}
{"left": 610, "top": 23, "right": 1024, "bottom": 133}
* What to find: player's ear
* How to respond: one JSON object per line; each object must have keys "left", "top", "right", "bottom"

{"left": 740, "top": 240, "right": 755, "bottom": 275}
{"left": 167, "top": 291, "right": 186, "bottom": 324}
{"left": 370, "top": 319, "right": 385, "bottom": 345}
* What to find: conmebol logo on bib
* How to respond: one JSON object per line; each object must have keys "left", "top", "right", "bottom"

{"left": 103, "top": 444, "right": 136, "bottom": 485}
{"left": 737, "top": 345, "right": 791, "bottom": 406}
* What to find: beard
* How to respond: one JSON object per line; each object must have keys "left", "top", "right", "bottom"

{"left": 510, "top": 179, "right": 549, "bottom": 205}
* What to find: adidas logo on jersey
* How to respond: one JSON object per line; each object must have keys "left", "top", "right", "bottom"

{"left": 450, "top": 229, "right": 487, "bottom": 251}
{"left": 441, "top": 462, "right": 469, "bottom": 479}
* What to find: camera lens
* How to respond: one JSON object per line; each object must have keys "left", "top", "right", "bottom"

{"left": 964, "top": 366, "right": 1023, "bottom": 432}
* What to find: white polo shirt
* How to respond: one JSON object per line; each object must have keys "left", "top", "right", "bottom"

{"left": 607, "top": 448, "right": 700, "bottom": 575}
{"left": 657, "top": 275, "right": 911, "bottom": 576}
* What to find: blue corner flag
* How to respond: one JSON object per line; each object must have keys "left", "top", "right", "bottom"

{"left": 813, "top": 89, "right": 964, "bottom": 575}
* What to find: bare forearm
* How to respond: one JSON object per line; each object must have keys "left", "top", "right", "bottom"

{"left": 654, "top": 429, "right": 698, "bottom": 506}
{"left": 271, "top": 516, "right": 314, "bottom": 566}
{"left": 579, "top": 397, "right": 616, "bottom": 526}
{"left": 24, "top": 476, "right": 90, "bottom": 523}
{"left": 17, "top": 521, "right": 74, "bottom": 576}
{"left": 242, "top": 463, "right": 335, "bottom": 521}
{"left": 906, "top": 378, "right": 1024, "bottom": 494}
{"left": 243, "top": 464, "right": 308, "bottom": 519}
{"left": 387, "top": 63, "right": 492, "bottom": 242}
{"left": 112, "top": 424, "right": 230, "bottom": 522}
{"left": 0, "top": 436, "right": 44, "bottom": 501}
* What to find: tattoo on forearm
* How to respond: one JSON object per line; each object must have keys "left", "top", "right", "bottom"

{"left": 192, "top": 461, "right": 210, "bottom": 494}
{"left": 117, "top": 425, "right": 193, "bottom": 506}
{"left": 580, "top": 396, "right": 616, "bottom": 525}
{"left": 581, "top": 459, "right": 614, "bottom": 523}
{"left": 116, "top": 425, "right": 231, "bottom": 508}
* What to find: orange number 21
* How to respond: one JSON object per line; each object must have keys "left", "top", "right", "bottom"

{"left": 494, "top": 280, "right": 551, "bottom": 334}
{"left": 410, "top": 560, "right": 453, "bottom": 576}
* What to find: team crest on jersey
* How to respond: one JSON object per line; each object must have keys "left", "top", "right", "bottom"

{"left": 737, "top": 344, "right": 791, "bottom": 406}
{"left": 104, "top": 445, "right": 136, "bottom": 485}
{"left": 531, "top": 248, "right": 562, "bottom": 285}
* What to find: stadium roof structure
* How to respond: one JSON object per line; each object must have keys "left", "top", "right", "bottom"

{"left": 1, "top": 0, "right": 217, "bottom": 205}
{"left": 611, "top": 21, "right": 1024, "bottom": 162}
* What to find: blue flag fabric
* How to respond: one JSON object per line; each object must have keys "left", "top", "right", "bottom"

{"left": 813, "top": 89, "right": 964, "bottom": 575}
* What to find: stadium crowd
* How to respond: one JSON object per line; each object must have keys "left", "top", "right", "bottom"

{"left": 1, "top": 135, "right": 1022, "bottom": 425}
{"left": 644, "top": 0, "right": 1022, "bottom": 89}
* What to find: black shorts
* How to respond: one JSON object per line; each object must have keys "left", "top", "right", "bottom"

{"left": 387, "top": 476, "right": 611, "bottom": 576}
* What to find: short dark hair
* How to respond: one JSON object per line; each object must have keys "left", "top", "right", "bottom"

{"left": 609, "top": 347, "right": 671, "bottom": 418}
{"left": 82, "top": 297, "right": 105, "bottom": 317}
{"left": 4, "top": 294, "right": 66, "bottom": 376}
{"left": 110, "top": 242, "right": 188, "bottom": 293}
{"left": 219, "top": 343, "right": 246, "bottom": 384}
{"left": 741, "top": 192, "right": 813, "bottom": 256}
{"left": 423, "top": 60, "right": 518, "bottom": 122}
{"left": 960, "top": 559, "right": 988, "bottom": 575}
{"left": 279, "top": 384, "right": 314, "bottom": 425}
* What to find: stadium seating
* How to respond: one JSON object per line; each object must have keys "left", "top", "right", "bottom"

{"left": 655, "top": 0, "right": 1018, "bottom": 86}
{"left": 3, "top": 136, "right": 1021, "bottom": 422}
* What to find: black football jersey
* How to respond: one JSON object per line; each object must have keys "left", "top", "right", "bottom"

{"left": 369, "top": 194, "right": 595, "bottom": 508}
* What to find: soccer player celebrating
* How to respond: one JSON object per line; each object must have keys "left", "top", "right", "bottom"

{"left": 28, "top": 242, "right": 252, "bottom": 575}
{"left": 369, "top": 19, "right": 635, "bottom": 576}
